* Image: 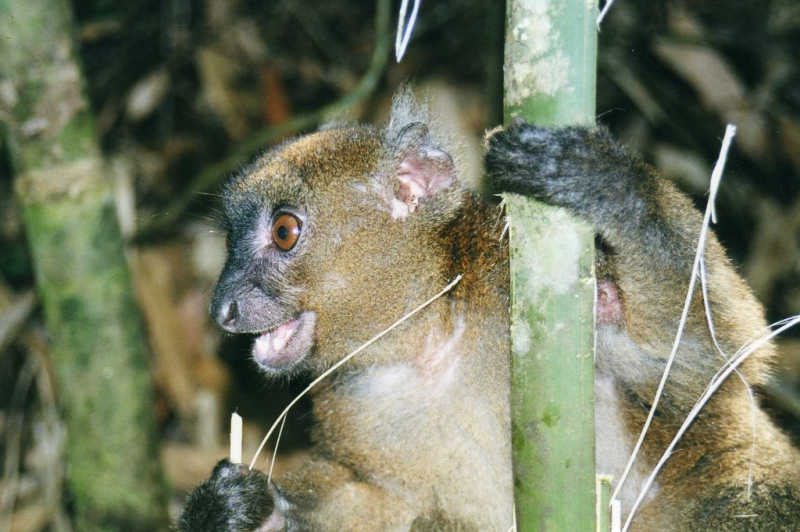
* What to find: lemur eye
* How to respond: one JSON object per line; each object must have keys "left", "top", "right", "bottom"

{"left": 272, "top": 213, "right": 301, "bottom": 251}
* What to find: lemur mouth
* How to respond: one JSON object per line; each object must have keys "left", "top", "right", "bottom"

{"left": 252, "top": 311, "right": 316, "bottom": 372}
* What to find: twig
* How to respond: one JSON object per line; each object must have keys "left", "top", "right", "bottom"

{"left": 134, "top": 0, "right": 393, "bottom": 242}
{"left": 0, "top": 291, "right": 37, "bottom": 353}
{"left": 0, "top": 356, "right": 37, "bottom": 531}
{"left": 282, "top": 0, "right": 350, "bottom": 66}
{"left": 250, "top": 274, "right": 463, "bottom": 472}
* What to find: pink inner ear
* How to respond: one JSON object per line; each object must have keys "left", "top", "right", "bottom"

{"left": 597, "top": 279, "right": 624, "bottom": 326}
{"left": 395, "top": 147, "right": 455, "bottom": 213}
{"left": 398, "top": 162, "right": 430, "bottom": 200}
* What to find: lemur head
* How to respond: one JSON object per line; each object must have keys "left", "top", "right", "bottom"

{"left": 210, "top": 93, "right": 465, "bottom": 375}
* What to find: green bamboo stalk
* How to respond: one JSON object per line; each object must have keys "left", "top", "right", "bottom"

{"left": 503, "top": 0, "right": 598, "bottom": 529}
{"left": 0, "top": 0, "right": 169, "bottom": 529}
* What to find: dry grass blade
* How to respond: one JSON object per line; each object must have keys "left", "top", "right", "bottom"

{"left": 597, "top": 0, "right": 617, "bottom": 28}
{"left": 267, "top": 416, "right": 286, "bottom": 483}
{"left": 699, "top": 256, "right": 757, "bottom": 498}
{"left": 617, "top": 123, "right": 793, "bottom": 530}
{"left": 395, "top": 0, "right": 421, "bottom": 62}
{"left": 621, "top": 315, "right": 800, "bottom": 531}
{"left": 610, "top": 125, "right": 736, "bottom": 507}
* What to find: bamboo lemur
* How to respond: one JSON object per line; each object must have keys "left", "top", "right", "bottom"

{"left": 179, "top": 91, "right": 800, "bottom": 531}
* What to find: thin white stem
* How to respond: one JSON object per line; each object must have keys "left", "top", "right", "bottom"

{"left": 700, "top": 257, "right": 757, "bottom": 498}
{"left": 610, "top": 125, "right": 736, "bottom": 507}
{"left": 597, "top": 0, "right": 617, "bottom": 28}
{"left": 611, "top": 499, "right": 622, "bottom": 532}
{"left": 267, "top": 415, "right": 287, "bottom": 483}
{"left": 395, "top": 0, "right": 421, "bottom": 62}
{"left": 621, "top": 316, "right": 800, "bottom": 531}
{"left": 249, "top": 274, "right": 463, "bottom": 470}
{"left": 395, "top": 0, "right": 408, "bottom": 54}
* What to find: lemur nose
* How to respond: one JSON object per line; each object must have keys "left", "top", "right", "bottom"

{"left": 215, "top": 300, "right": 239, "bottom": 333}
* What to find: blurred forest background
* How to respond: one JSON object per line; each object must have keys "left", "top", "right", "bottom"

{"left": 2, "top": 0, "right": 800, "bottom": 529}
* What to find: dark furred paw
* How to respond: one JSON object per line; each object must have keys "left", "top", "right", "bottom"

{"left": 485, "top": 121, "right": 653, "bottom": 227}
{"left": 485, "top": 123, "right": 596, "bottom": 198}
{"left": 178, "top": 459, "right": 279, "bottom": 532}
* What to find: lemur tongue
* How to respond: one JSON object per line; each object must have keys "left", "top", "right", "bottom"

{"left": 254, "top": 319, "right": 299, "bottom": 365}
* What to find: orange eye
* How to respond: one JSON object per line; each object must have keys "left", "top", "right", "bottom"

{"left": 272, "top": 213, "right": 301, "bottom": 251}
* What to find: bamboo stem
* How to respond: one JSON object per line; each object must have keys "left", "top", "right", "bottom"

{"left": 503, "top": 0, "right": 598, "bottom": 529}
{"left": 1, "top": 0, "right": 169, "bottom": 528}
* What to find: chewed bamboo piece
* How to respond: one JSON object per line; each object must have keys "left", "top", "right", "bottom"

{"left": 230, "top": 412, "right": 243, "bottom": 465}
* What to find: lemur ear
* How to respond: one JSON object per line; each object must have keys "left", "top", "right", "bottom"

{"left": 391, "top": 122, "right": 456, "bottom": 218}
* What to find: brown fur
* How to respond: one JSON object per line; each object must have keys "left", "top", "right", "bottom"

{"left": 487, "top": 122, "right": 800, "bottom": 529}
{"left": 179, "top": 95, "right": 800, "bottom": 531}
{"left": 594, "top": 180, "right": 800, "bottom": 527}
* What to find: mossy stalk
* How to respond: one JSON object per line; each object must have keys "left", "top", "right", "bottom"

{"left": 0, "top": 0, "right": 169, "bottom": 528}
{"left": 503, "top": 0, "right": 599, "bottom": 529}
